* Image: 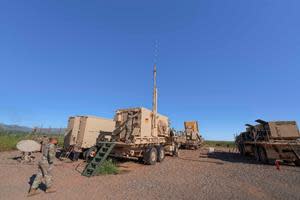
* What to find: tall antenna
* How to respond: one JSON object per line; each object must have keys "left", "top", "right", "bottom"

{"left": 152, "top": 41, "right": 158, "bottom": 134}
{"left": 152, "top": 64, "right": 157, "bottom": 116}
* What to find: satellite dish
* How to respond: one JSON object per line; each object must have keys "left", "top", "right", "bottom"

{"left": 16, "top": 140, "right": 41, "bottom": 153}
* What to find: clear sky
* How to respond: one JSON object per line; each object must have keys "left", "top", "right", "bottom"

{"left": 0, "top": 1, "right": 299, "bottom": 140}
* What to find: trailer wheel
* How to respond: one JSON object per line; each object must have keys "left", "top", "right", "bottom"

{"left": 71, "top": 151, "right": 80, "bottom": 161}
{"left": 83, "top": 146, "right": 98, "bottom": 161}
{"left": 144, "top": 147, "right": 157, "bottom": 165}
{"left": 254, "top": 147, "right": 260, "bottom": 162}
{"left": 156, "top": 146, "right": 165, "bottom": 162}
{"left": 238, "top": 144, "right": 244, "bottom": 156}
{"left": 294, "top": 160, "right": 300, "bottom": 166}
{"left": 258, "top": 146, "right": 269, "bottom": 164}
{"left": 172, "top": 145, "right": 179, "bottom": 157}
{"left": 238, "top": 144, "right": 245, "bottom": 156}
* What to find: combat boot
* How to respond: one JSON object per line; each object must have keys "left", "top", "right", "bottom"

{"left": 27, "top": 188, "right": 40, "bottom": 197}
{"left": 45, "top": 187, "right": 56, "bottom": 194}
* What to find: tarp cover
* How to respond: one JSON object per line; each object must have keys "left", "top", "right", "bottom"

{"left": 16, "top": 140, "right": 41, "bottom": 152}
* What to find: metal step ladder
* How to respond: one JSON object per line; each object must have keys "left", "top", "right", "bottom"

{"left": 81, "top": 142, "right": 116, "bottom": 177}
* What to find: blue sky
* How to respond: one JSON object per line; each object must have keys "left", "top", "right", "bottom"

{"left": 0, "top": 1, "right": 299, "bottom": 140}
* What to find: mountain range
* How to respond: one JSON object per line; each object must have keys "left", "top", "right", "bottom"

{"left": 0, "top": 123, "right": 65, "bottom": 134}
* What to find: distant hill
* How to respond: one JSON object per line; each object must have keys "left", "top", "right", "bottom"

{"left": 0, "top": 123, "right": 65, "bottom": 134}
{"left": 0, "top": 123, "right": 32, "bottom": 132}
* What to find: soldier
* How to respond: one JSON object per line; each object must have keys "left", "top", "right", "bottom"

{"left": 40, "top": 136, "right": 49, "bottom": 153}
{"left": 28, "top": 138, "right": 58, "bottom": 197}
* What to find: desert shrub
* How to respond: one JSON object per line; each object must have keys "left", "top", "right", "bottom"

{"left": 0, "top": 131, "right": 64, "bottom": 151}
{"left": 204, "top": 140, "right": 235, "bottom": 148}
{"left": 96, "top": 159, "right": 119, "bottom": 175}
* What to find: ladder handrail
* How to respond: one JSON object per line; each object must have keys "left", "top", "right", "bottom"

{"left": 82, "top": 142, "right": 116, "bottom": 177}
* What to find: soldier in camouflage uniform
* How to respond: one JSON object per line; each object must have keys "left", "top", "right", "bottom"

{"left": 40, "top": 136, "right": 49, "bottom": 153}
{"left": 28, "top": 138, "right": 58, "bottom": 197}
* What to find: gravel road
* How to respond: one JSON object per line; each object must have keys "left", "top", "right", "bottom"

{"left": 0, "top": 148, "right": 299, "bottom": 200}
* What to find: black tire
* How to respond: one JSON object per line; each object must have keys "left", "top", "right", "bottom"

{"left": 58, "top": 149, "right": 67, "bottom": 159}
{"left": 258, "top": 146, "right": 269, "bottom": 164}
{"left": 172, "top": 145, "right": 179, "bottom": 157}
{"left": 83, "top": 146, "right": 98, "bottom": 161}
{"left": 137, "top": 157, "right": 144, "bottom": 163}
{"left": 144, "top": 147, "right": 157, "bottom": 165}
{"left": 156, "top": 146, "right": 165, "bottom": 162}
{"left": 254, "top": 146, "right": 260, "bottom": 162}
{"left": 70, "top": 151, "right": 80, "bottom": 161}
{"left": 238, "top": 144, "right": 245, "bottom": 156}
{"left": 294, "top": 160, "right": 300, "bottom": 166}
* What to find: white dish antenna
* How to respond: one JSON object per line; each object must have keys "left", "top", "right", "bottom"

{"left": 16, "top": 140, "right": 41, "bottom": 152}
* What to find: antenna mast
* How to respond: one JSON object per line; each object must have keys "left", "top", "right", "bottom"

{"left": 152, "top": 64, "right": 158, "bottom": 134}
{"left": 152, "top": 41, "right": 158, "bottom": 134}
{"left": 153, "top": 64, "right": 157, "bottom": 116}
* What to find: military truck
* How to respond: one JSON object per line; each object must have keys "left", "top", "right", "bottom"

{"left": 63, "top": 115, "right": 115, "bottom": 160}
{"left": 235, "top": 119, "right": 300, "bottom": 166}
{"left": 99, "top": 107, "right": 177, "bottom": 161}
{"left": 176, "top": 121, "right": 204, "bottom": 150}
{"left": 81, "top": 65, "right": 178, "bottom": 177}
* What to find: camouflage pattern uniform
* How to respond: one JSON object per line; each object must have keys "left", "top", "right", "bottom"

{"left": 40, "top": 136, "right": 49, "bottom": 153}
{"left": 31, "top": 143, "right": 56, "bottom": 190}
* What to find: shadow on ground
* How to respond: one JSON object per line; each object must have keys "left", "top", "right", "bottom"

{"left": 178, "top": 156, "right": 224, "bottom": 165}
{"left": 206, "top": 151, "right": 299, "bottom": 169}
{"left": 207, "top": 151, "right": 260, "bottom": 164}
{"left": 28, "top": 174, "right": 47, "bottom": 192}
{"left": 74, "top": 157, "right": 141, "bottom": 175}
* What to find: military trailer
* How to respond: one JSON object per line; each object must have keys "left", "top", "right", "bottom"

{"left": 81, "top": 65, "right": 178, "bottom": 177}
{"left": 176, "top": 121, "right": 203, "bottom": 150}
{"left": 82, "top": 107, "right": 178, "bottom": 177}
{"left": 63, "top": 115, "right": 115, "bottom": 160}
{"left": 99, "top": 107, "right": 177, "bottom": 160}
{"left": 235, "top": 119, "right": 300, "bottom": 166}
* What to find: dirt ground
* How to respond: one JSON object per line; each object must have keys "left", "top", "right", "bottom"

{"left": 0, "top": 148, "right": 299, "bottom": 200}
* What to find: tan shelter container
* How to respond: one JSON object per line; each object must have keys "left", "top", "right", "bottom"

{"left": 184, "top": 121, "right": 199, "bottom": 133}
{"left": 113, "top": 107, "right": 169, "bottom": 144}
{"left": 64, "top": 116, "right": 115, "bottom": 150}
{"left": 268, "top": 121, "right": 300, "bottom": 139}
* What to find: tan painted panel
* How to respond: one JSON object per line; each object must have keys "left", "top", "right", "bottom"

{"left": 268, "top": 121, "right": 300, "bottom": 139}
{"left": 77, "top": 117, "right": 87, "bottom": 148}
{"left": 156, "top": 113, "right": 169, "bottom": 137}
{"left": 141, "top": 108, "right": 152, "bottom": 137}
{"left": 81, "top": 117, "right": 115, "bottom": 148}
{"left": 66, "top": 117, "right": 75, "bottom": 131}
{"left": 184, "top": 121, "right": 199, "bottom": 132}
{"left": 64, "top": 116, "right": 82, "bottom": 148}
{"left": 70, "top": 117, "right": 81, "bottom": 145}
{"left": 140, "top": 107, "right": 169, "bottom": 138}
{"left": 114, "top": 107, "right": 169, "bottom": 141}
{"left": 64, "top": 116, "right": 75, "bottom": 148}
{"left": 64, "top": 116, "right": 115, "bottom": 149}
